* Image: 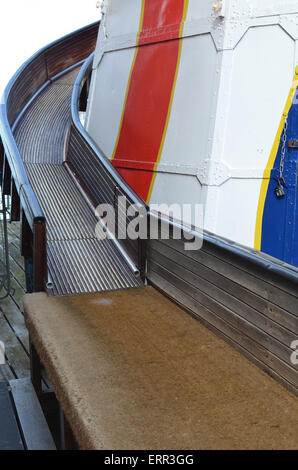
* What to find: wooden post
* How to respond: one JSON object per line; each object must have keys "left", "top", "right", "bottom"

{"left": 59, "top": 408, "right": 78, "bottom": 450}
{"left": 33, "top": 220, "right": 47, "bottom": 293}
{"left": 29, "top": 340, "right": 42, "bottom": 395}
{"left": 11, "top": 179, "right": 20, "bottom": 222}
{"left": 2, "top": 157, "right": 11, "bottom": 196}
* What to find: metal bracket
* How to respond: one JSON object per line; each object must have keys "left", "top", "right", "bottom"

{"left": 288, "top": 139, "right": 298, "bottom": 148}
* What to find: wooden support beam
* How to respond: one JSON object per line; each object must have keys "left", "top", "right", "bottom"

{"left": 10, "top": 179, "right": 20, "bottom": 222}
{"left": 0, "top": 382, "right": 24, "bottom": 450}
{"left": 10, "top": 378, "right": 56, "bottom": 450}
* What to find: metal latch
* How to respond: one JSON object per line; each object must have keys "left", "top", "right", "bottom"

{"left": 275, "top": 177, "right": 286, "bottom": 199}
{"left": 288, "top": 139, "right": 298, "bottom": 148}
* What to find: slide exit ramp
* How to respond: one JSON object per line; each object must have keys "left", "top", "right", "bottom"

{"left": 0, "top": 22, "right": 146, "bottom": 296}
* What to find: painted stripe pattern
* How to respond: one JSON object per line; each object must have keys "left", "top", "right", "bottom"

{"left": 111, "top": 0, "right": 189, "bottom": 203}
{"left": 254, "top": 68, "right": 298, "bottom": 256}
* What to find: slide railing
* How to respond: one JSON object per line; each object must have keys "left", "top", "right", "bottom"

{"left": 0, "top": 21, "right": 148, "bottom": 288}
{"left": 0, "top": 22, "right": 100, "bottom": 291}
{"left": 70, "top": 54, "right": 148, "bottom": 280}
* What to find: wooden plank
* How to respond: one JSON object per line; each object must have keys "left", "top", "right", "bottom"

{"left": 148, "top": 267, "right": 298, "bottom": 391}
{"left": 156, "top": 239, "right": 298, "bottom": 317}
{"left": 3, "top": 225, "right": 27, "bottom": 301}
{"left": 0, "top": 245, "right": 26, "bottom": 290}
{"left": 10, "top": 378, "right": 56, "bottom": 450}
{"left": 150, "top": 266, "right": 298, "bottom": 389}
{"left": 8, "top": 240, "right": 25, "bottom": 272}
{"left": 20, "top": 209, "right": 33, "bottom": 259}
{"left": 7, "top": 229, "right": 19, "bottom": 244}
{"left": 149, "top": 241, "right": 298, "bottom": 334}
{"left": 2, "top": 158, "right": 11, "bottom": 196}
{"left": 169, "top": 294, "right": 298, "bottom": 397}
{"left": 9, "top": 252, "right": 26, "bottom": 285}
{"left": 0, "top": 382, "right": 24, "bottom": 450}
{"left": 149, "top": 246, "right": 298, "bottom": 340}
{"left": 7, "top": 231, "right": 21, "bottom": 250}
{"left": 10, "top": 180, "right": 20, "bottom": 222}
{"left": 0, "top": 314, "right": 30, "bottom": 378}
{"left": 7, "top": 222, "right": 21, "bottom": 239}
{"left": 7, "top": 235, "right": 21, "bottom": 254}
{"left": 149, "top": 259, "right": 297, "bottom": 366}
{"left": 7, "top": 278, "right": 26, "bottom": 310}
{"left": 0, "top": 295, "right": 29, "bottom": 353}
{"left": 0, "top": 364, "right": 15, "bottom": 382}
{"left": 202, "top": 237, "right": 298, "bottom": 298}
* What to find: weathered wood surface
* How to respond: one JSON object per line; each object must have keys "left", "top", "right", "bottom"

{"left": 147, "top": 238, "right": 298, "bottom": 396}
{"left": 0, "top": 222, "right": 29, "bottom": 381}
{"left": 10, "top": 378, "right": 56, "bottom": 450}
{"left": 24, "top": 289, "right": 298, "bottom": 450}
{"left": 0, "top": 364, "right": 15, "bottom": 382}
{"left": 0, "top": 382, "right": 24, "bottom": 450}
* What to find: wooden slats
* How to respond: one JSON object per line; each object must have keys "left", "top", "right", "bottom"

{"left": 0, "top": 382, "right": 24, "bottom": 450}
{"left": 149, "top": 241, "right": 298, "bottom": 334}
{"left": 0, "top": 314, "right": 30, "bottom": 379}
{"left": 203, "top": 235, "right": 298, "bottom": 298}
{"left": 156, "top": 238, "right": 298, "bottom": 316}
{"left": 1, "top": 295, "right": 29, "bottom": 352}
{"left": 45, "top": 24, "right": 98, "bottom": 78}
{"left": 147, "top": 236, "right": 298, "bottom": 396}
{"left": 10, "top": 378, "right": 56, "bottom": 450}
{"left": 0, "top": 364, "right": 15, "bottom": 382}
{"left": 6, "top": 23, "right": 99, "bottom": 127}
{"left": 0, "top": 221, "right": 29, "bottom": 381}
{"left": 66, "top": 126, "right": 143, "bottom": 270}
{"left": 6, "top": 54, "right": 47, "bottom": 126}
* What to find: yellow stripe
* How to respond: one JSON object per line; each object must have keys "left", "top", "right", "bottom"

{"left": 111, "top": 0, "right": 146, "bottom": 161}
{"left": 146, "top": 0, "right": 189, "bottom": 204}
{"left": 254, "top": 66, "right": 298, "bottom": 250}
{"left": 181, "top": 0, "right": 189, "bottom": 29}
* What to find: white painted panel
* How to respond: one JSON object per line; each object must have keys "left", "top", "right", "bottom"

{"left": 187, "top": 0, "right": 218, "bottom": 21}
{"left": 210, "top": 178, "right": 263, "bottom": 248}
{"left": 220, "top": 0, "right": 298, "bottom": 19}
{"left": 248, "top": 0, "right": 298, "bottom": 16}
{"left": 202, "top": 186, "right": 219, "bottom": 234}
{"left": 104, "top": 0, "right": 218, "bottom": 37}
{"left": 223, "top": 26, "right": 294, "bottom": 172}
{"left": 150, "top": 173, "right": 204, "bottom": 226}
{"left": 86, "top": 48, "right": 135, "bottom": 157}
{"left": 159, "top": 34, "right": 218, "bottom": 169}
{"left": 105, "top": 0, "right": 143, "bottom": 38}
{"left": 86, "top": 2, "right": 298, "bottom": 254}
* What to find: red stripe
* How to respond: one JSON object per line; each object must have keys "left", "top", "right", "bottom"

{"left": 140, "top": 0, "right": 184, "bottom": 42}
{"left": 112, "top": 0, "right": 185, "bottom": 202}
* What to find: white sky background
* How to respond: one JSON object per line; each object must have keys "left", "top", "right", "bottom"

{"left": 0, "top": 0, "right": 100, "bottom": 95}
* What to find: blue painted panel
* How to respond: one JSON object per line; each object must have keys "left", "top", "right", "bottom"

{"left": 292, "top": 160, "right": 298, "bottom": 266}
{"left": 261, "top": 98, "right": 298, "bottom": 266}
